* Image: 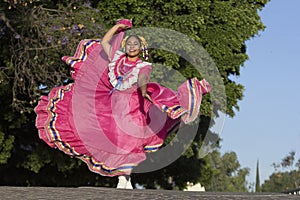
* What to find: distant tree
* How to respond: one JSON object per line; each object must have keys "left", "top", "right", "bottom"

{"left": 262, "top": 170, "right": 300, "bottom": 192}
{"left": 205, "top": 151, "right": 250, "bottom": 192}
{"left": 281, "top": 151, "right": 295, "bottom": 170}
{"left": 262, "top": 151, "right": 300, "bottom": 192}
{"left": 296, "top": 159, "right": 300, "bottom": 170}
{"left": 255, "top": 160, "right": 261, "bottom": 192}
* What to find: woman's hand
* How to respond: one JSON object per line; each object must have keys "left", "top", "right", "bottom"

{"left": 138, "top": 74, "right": 152, "bottom": 103}
{"left": 117, "top": 23, "right": 131, "bottom": 30}
{"left": 142, "top": 92, "right": 153, "bottom": 103}
{"left": 116, "top": 19, "right": 133, "bottom": 32}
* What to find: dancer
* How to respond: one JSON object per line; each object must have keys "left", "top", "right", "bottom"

{"left": 34, "top": 19, "right": 211, "bottom": 189}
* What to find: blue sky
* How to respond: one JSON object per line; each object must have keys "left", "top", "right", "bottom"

{"left": 219, "top": 0, "right": 300, "bottom": 187}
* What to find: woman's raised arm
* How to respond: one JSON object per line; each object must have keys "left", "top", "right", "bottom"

{"left": 101, "top": 24, "right": 130, "bottom": 61}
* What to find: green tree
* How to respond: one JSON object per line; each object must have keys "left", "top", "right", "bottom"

{"left": 0, "top": 0, "right": 269, "bottom": 188}
{"left": 205, "top": 151, "right": 250, "bottom": 192}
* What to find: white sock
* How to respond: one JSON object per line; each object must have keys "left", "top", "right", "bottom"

{"left": 125, "top": 176, "right": 133, "bottom": 189}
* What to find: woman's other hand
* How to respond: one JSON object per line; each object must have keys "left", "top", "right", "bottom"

{"left": 117, "top": 23, "right": 131, "bottom": 30}
{"left": 142, "top": 92, "right": 153, "bottom": 103}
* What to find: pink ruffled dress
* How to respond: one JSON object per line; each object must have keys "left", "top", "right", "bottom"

{"left": 34, "top": 32, "right": 211, "bottom": 177}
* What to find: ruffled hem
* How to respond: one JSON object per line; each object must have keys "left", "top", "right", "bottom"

{"left": 61, "top": 39, "right": 102, "bottom": 80}
{"left": 34, "top": 78, "right": 209, "bottom": 176}
{"left": 148, "top": 78, "right": 211, "bottom": 124}
{"left": 34, "top": 84, "right": 148, "bottom": 176}
{"left": 179, "top": 78, "right": 211, "bottom": 123}
{"left": 61, "top": 32, "right": 125, "bottom": 81}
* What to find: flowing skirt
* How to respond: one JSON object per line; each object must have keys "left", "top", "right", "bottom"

{"left": 34, "top": 38, "right": 211, "bottom": 176}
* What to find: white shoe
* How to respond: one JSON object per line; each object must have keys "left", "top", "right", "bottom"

{"left": 116, "top": 176, "right": 133, "bottom": 189}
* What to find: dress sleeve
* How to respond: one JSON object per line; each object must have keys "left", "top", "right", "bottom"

{"left": 138, "top": 65, "right": 152, "bottom": 82}
{"left": 109, "top": 32, "right": 125, "bottom": 61}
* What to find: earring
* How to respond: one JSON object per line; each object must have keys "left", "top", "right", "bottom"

{"left": 142, "top": 46, "right": 149, "bottom": 60}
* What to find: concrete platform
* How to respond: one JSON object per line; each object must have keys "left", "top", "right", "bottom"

{"left": 0, "top": 186, "right": 298, "bottom": 200}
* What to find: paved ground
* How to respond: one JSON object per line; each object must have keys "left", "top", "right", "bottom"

{"left": 0, "top": 186, "right": 299, "bottom": 200}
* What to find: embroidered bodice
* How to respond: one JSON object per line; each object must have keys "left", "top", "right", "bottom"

{"left": 108, "top": 50, "right": 151, "bottom": 91}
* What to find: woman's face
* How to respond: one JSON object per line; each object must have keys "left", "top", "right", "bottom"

{"left": 125, "top": 36, "right": 141, "bottom": 58}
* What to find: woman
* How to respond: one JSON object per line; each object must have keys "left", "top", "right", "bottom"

{"left": 34, "top": 19, "right": 210, "bottom": 189}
